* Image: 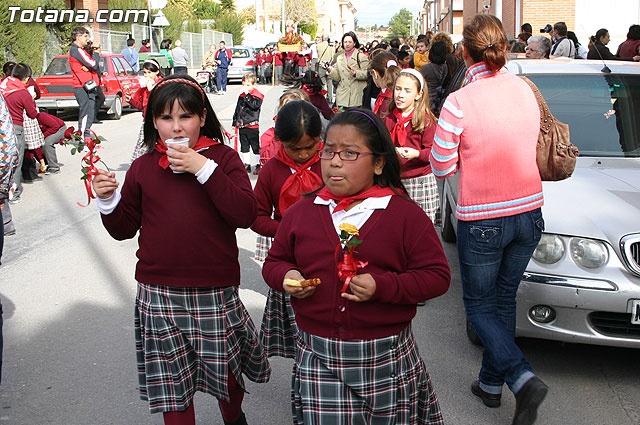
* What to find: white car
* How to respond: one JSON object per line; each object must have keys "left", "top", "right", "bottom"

{"left": 440, "top": 59, "right": 640, "bottom": 349}
{"left": 227, "top": 46, "right": 256, "bottom": 82}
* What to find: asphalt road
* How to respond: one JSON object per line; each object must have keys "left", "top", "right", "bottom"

{"left": 1, "top": 82, "right": 638, "bottom": 425}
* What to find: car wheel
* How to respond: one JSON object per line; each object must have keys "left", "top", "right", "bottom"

{"left": 466, "top": 319, "right": 483, "bottom": 346}
{"left": 108, "top": 96, "right": 122, "bottom": 120}
{"left": 441, "top": 186, "right": 456, "bottom": 243}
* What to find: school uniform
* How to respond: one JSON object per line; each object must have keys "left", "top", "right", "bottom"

{"left": 128, "top": 76, "right": 162, "bottom": 163}
{"left": 373, "top": 88, "right": 393, "bottom": 119}
{"left": 384, "top": 110, "right": 439, "bottom": 222}
{"left": 98, "top": 138, "right": 271, "bottom": 414}
{"left": 263, "top": 193, "right": 450, "bottom": 424}
{"left": 272, "top": 52, "right": 284, "bottom": 85}
{"left": 251, "top": 150, "right": 322, "bottom": 358}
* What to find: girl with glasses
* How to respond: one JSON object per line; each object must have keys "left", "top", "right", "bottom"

{"left": 263, "top": 108, "right": 450, "bottom": 424}
{"left": 251, "top": 100, "right": 323, "bottom": 359}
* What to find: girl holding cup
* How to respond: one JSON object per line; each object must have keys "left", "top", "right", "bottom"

{"left": 92, "top": 75, "right": 270, "bottom": 425}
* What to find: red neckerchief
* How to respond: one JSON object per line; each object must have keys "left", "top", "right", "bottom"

{"left": 317, "top": 184, "right": 398, "bottom": 213}
{"left": 154, "top": 135, "right": 220, "bottom": 169}
{"left": 275, "top": 144, "right": 323, "bottom": 214}
{"left": 0, "top": 76, "right": 27, "bottom": 97}
{"left": 240, "top": 87, "right": 264, "bottom": 100}
{"left": 373, "top": 89, "right": 392, "bottom": 115}
{"left": 390, "top": 107, "right": 414, "bottom": 147}
{"left": 301, "top": 84, "right": 327, "bottom": 97}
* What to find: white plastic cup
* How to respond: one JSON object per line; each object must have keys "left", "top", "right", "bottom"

{"left": 164, "top": 137, "right": 190, "bottom": 173}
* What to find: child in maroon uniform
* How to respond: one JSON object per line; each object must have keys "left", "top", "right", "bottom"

{"left": 282, "top": 72, "right": 334, "bottom": 120}
{"left": 126, "top": 59, "right": 163, "bottom": 162}
{"left": 368, "top": 52, "right": 401, "bottom": 119}
{"left": 263, "top": 109, "right": 450, "bottom": 424}
{"left": 92, "top": 75, "right": 270, "bottom": 425}
{"left": 251, "top": 100, "right": 323, "bottom": 359}
{"left": 384, "top": 69, "right": 439, "bottom": 222}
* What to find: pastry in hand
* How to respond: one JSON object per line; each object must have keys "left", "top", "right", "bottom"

{"left": 284, "top": 278, "right": 322, "bottom": 288}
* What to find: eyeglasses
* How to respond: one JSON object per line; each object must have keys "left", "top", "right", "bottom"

{"left": 317, "top": 148, "right": 374, "bottom": 161}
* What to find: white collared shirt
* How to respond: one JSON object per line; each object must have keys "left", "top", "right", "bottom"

{"left": 314, "top": 195, "right": 392, "bottom": 235}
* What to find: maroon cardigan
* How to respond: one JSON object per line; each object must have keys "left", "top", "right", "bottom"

{"left": 384, "top": 113, "right": 437, "bottom": 179}
{"left": 263, "top": 195, "right": 450, "bottom": 339}
{"left": 251, "top": 156, "right": 322, "bottom": 237}
{"left": 101, "top": 144, "right": 257, "bottom": 287}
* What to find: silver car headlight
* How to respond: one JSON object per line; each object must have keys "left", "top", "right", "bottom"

{"left": 532, "top": 234, "right": 564, "bottom": 264}
{"left": 569, "top": 238, "right": 608, "bottom": 268}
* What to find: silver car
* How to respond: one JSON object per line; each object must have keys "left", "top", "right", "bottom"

{"left": 440, "top": 59, "right": 640, "bottom": 349}
{"left": 227, "top": 46, "right": 256, "bottom": 82}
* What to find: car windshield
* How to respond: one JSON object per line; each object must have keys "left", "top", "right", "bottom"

{"left": 44, "top": 57, "right": 70, "bottom": 76}
{"left": 527, "top": 74, "right": 640, "bottom": 157}
{"left": 231, "top": 49, "right": 250, "bottom": 58}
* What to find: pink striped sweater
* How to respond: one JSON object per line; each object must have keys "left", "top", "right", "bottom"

{"left": 429, "top": 62, "right": 543, "bottom": 221}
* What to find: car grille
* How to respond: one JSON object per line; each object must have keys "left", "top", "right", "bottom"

{"left": 45, "top": 85, "right": 74, "bottom": 94}
{"left": 590, "top": 312, "right": 640, "bottom": 338}
{"left": 620, "top": 234, "right": 640, "bottom": 277}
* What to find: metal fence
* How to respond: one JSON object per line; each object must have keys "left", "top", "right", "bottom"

{"left": 90, "top": 26, "right": 233, "bottom": 71}
{"left": 179, "top": 29, "right": 234, "bottom": 69}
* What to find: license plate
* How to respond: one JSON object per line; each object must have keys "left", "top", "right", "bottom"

{"left": 57, "top": 99, "right": 77, "bottom": 107}
{"left": 632, "top": 300, "right": 640, "bottom": 325}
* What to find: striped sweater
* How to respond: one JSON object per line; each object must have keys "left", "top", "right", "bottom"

{"left": 429, "top": 62, "right": 543, "bottom": 221}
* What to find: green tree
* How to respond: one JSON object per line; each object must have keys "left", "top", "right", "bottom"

{"left": 388, "top": 8, "right": 412, "bottom": 39}
{"left": 286, "top": 0, "right": 316, "bottom": 26}
{"left": 215, "top": 12, "right": 244, "bottom": 44}
{"left": 220, "top": 0, "right": 235, "bottom": 12}
{"left": 239, "top": 6, "right": 256, "bottom": 25}
{"left": 108, "top": 0, "right": 147, "bottom": 32}
{"left": 193, "top": 0, "right": 222, "bottom": 19}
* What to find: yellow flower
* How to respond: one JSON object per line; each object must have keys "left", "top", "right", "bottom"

{"left": 339, "top": 223, "right": 359, "bottom": 236}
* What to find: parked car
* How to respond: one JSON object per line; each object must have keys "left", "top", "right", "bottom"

{"left": 439, "top": 59, "right": 640, "bottom": 349}
{"left": 35, "top": 53, "right": 141, "bottom": 120}
{"left": 227, "top": 46, "right": 256, "bottom": 82}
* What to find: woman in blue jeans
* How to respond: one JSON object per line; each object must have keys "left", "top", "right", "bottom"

{"left": 430, "top": 14, "right": 548, "bottom": 425}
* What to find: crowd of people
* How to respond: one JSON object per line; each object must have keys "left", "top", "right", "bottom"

{"left": 1, "top": 16, "right": 640, "bottom": 425}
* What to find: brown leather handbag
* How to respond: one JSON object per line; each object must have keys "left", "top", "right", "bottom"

{"left": 522, "top": 77, "right": 580, "bottom": 181}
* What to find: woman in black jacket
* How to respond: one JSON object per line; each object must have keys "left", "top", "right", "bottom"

{"left": 587, "top": 28, "right": 640, "bottom": 61}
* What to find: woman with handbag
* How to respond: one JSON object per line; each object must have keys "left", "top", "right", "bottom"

{"left": 325, "top": 32, "right": 369, "bottom": 111}
{"left": 430, "top": 14, "right": 548, "bottom": 425}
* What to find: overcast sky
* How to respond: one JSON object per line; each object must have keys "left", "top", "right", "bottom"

{"left": 350, "top": 1, "right": 422, "bottom": 27}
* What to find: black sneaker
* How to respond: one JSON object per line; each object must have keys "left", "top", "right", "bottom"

{"left": 253, "top": 165, "right": 261, "bottom": 175}
{"left": 45, "top": 168, "right": 60, "bottom": 175}
{"left": 23, "top": 176, "right": 43, "bottom": 183}
{"left": 245, "top": 164, "right": 251, "bottom": 172}
{"left": 512, "top": 376, "right": 548, "bottom": 425}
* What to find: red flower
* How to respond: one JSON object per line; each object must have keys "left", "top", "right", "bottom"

{"left": 64, "top": 127, "right": 74, "bottom": 139}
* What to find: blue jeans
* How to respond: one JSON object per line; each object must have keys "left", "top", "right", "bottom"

{"left": 457, "top": 208, "right": 544, "bottom": 395}
{"left": 217, "top": 67, "right": 228, "bottom": 91}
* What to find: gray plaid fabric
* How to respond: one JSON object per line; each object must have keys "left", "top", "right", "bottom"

{"left": 259, "top": 288, "right": 297, "bottom": 358}
{"left": 130, "top": 123, "right": 147, "bottom": 163}
{"left": 403, "top": 174, "right": 440, "bottom": 223}
{"left": 23, "top": 112, "right": 44, "bottom": 150}
{"left": 135, "top": 283, "right": 271, "bottom": 414}
{"left": 254, "top": 235, "right": 273, "bottom": 262}
{"left": 292, "top": 327, "right": 444, "bottom": 425}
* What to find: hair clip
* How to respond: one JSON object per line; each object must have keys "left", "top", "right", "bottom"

{"left": 386, "top": 60, "right": 398, "bottom": 68}
{"left": 486, "top": 43, "right": 494, "bottom": 48}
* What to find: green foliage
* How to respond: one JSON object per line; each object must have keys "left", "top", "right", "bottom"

{"left": 214, "top": 12, "right": 243, "bottom": 44}
{"left": 239, "top": 6, "right": 256, "bottom": 25}
{"left": 286, "top": 0, "right": 316, "bottom": 25}
{"left": 220, "top": 0, "right": 235, "bottom": 11}
{"left": 299, "top": 22, "right": 318, "bottom": 39}
{"left": 193, "top": 0, "right": 222, "bottom": 19}
{"left": 0, "top": 0, "right": 73, "bottom": 76}
{"left": 108, "top": 0, "right": 148, "bottom": 32}
{"left": 185, "top": 19, "right": 202, "bottom": 34}
{"left": 163, "top": 5, "right": 188, "bottom": 43}
{"left": 388, "top": 8, "right": 412, "bottom": 39}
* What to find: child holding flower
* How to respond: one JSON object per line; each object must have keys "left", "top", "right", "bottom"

{"left": 263, "top": 108, "right": 451, "bottom": 424}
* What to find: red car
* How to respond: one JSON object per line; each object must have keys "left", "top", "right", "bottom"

{"left": 35, "top": 53, "right": 140, "bottom": 120}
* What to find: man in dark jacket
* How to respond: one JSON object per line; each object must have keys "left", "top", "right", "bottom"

{"left": 214, "top": 41, "right": 233, "bottom": 94}
{"left": 69, "top": 26, "right": 99, "bottom": 138}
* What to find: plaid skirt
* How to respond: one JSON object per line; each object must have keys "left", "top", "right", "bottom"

{"left": 254, "top": 235, "right": 273, "bottom": 262}
{"left": 403, "top": 174, "right": 440, "bottom": 224}
{"left": 23, "top": 112, "right": 45, "bottom": 150}
{"left": 135, "top": 283, "right": 271, "bottom": 414}
{"left": 292, "top": 326, "right": 444, "bottom": 425}
{"left": 260, "top": 288, "right": 298, "bottom": 359}
{"left": 130, "top": 122, "right": 147, "bottom": 163}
